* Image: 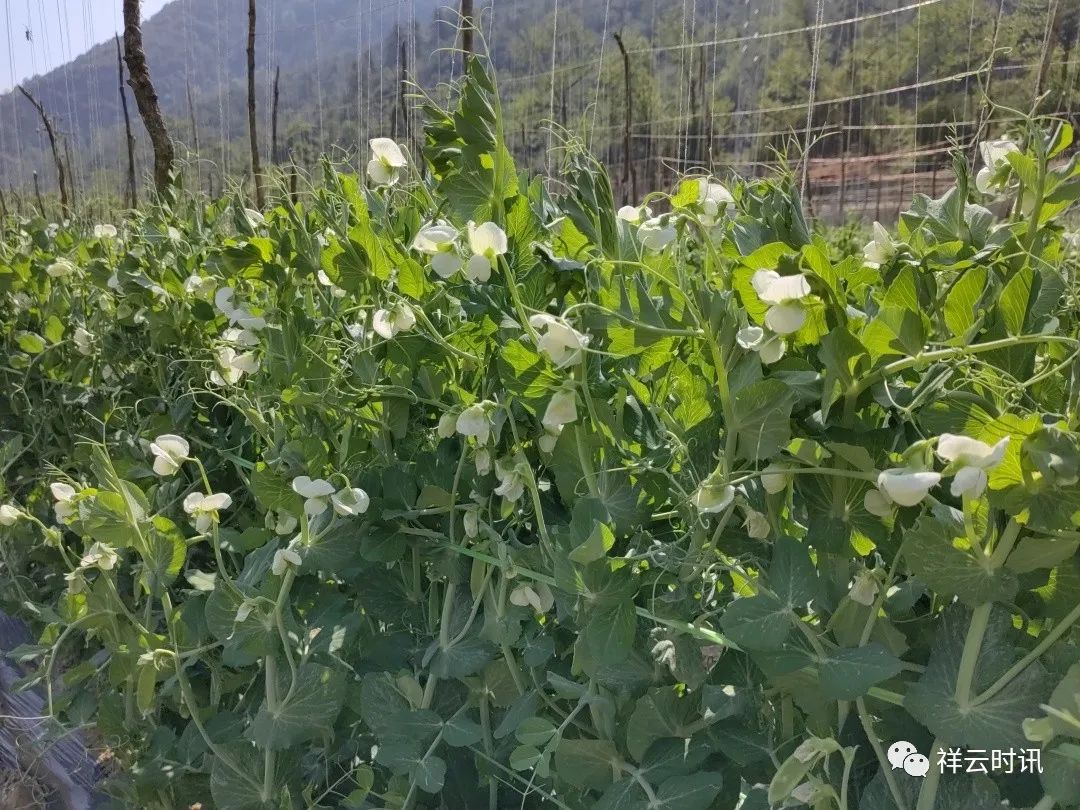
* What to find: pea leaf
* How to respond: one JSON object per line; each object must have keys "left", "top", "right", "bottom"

{"left": 818, "top": 644, "right": 905, "bottom": 700}
{"left": 248, "top": 663, "right": 346, "bottom": 750}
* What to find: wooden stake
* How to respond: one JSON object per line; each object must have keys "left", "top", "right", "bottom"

{"left": 460, "top": 0, "right": 474, "bottom": 57}
{"left": 271, "top": 66, "right": 280, "bottom": 165}
{"left": 32, "top": 171, "right": 45, "bottom": 217}
{"left": 117, "top": 34, "right": 138, "bottom": 208}
{"left": 247, "top": 0, "right": 264, "bottom": 209}
{"left": 123, "top": 0, "right": 175, "bottom": 193}
{"left": 187, "top": 80, "right": 200, "bottom": 189}
{"left": 17, "top": 86, "right": 69, "bottom": 216}
{"left": 613, "top": 32, "right": 637, "bottom": 201}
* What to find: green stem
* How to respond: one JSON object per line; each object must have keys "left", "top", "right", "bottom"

{"left": 849, "top": 334, "right": 1078, "bottom": 398}
{"left": 262, "top": 654, "right": 278, "bottom": 801}
{"left": 1032, "top": 796, "right": 1056, "bottom": 810}
{"left": 954, "top": 603, "right": 992, "bottom": 706}
{"left": 972, "top": 600, "right": 1080, "bottom": 707}
{"left": 857, "top": 697, "right": 910, "bottom": 810}
{"left": 915, "top": 738, "right": 944, "bottom": 810}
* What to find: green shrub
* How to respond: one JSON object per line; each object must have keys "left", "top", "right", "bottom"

{"left": 2, "top": 59, "right": 1080, "bottom": 810}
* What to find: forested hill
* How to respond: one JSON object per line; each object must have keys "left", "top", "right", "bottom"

{"left": 0, "top": 0, "right": 1076, "bottom": 204}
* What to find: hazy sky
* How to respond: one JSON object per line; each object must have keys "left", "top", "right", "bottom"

{"left": 1, "top": 0, "right": 171, "bottom": 93}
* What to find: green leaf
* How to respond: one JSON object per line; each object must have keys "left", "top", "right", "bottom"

{"left": 653, "top": 772, "right": 724, "bottom": 810}
{"left": 818, "top": 644, "right": 905, "bottom": 700}
{"left": 442, "top": 713, "right": 483, "bottom": 747}
{"left": 720, "top": 593, "right": 793, "bottom": 651}
{"left": 906, "top": 606, "right": 1052, "bottom": 749}
{"left": 731, "top": 379, "right": 796, "bottom": 461}
{"left": 515, "top": 716, "right": 558, "bottom": 747}
{"left": 569, "top": 522, "right": 614, "bottom": 565}
{"left": 580, "top": 599, "right": 636, "bottom": 666}
{"left": 769, "top": 537, "right": 825, "bottom": 608}
{"left": 430, "top": 637, "right": 496, "bottom": 678}
{"left": 210, "top": 743, "right": 265, "bottom": 810}
{"left": 552, "top": 738, "right": 618, "bottom": 790}
{"left": 409, "top": 755, "right": 446, "bottom": 794}
{"left": 1006, "top": 536, "right": 1079, "bottom": 574}
{"left": 904, "top": 513, "right": 1018, "bottom": 606}
{"left": 944, "top": 266, "right": 988, "bottom": 339}
{"left": 509, "top": 744, "right": 542, "bottom": 771}
{"left": 248, "top": 663, "right": 345, "bottom": 750}
{"left": 626, "top": 688, "right": 697, "bottom": 762}
{"left": 44, "top": 315, "right": 65, "bottom": 344}
{"left": 15, "top": 332, "right": 45, "bottom": 354}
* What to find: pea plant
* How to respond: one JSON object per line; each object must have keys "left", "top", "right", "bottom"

{"left": 2, "top": 59, "right": 1080, "bottom": 810}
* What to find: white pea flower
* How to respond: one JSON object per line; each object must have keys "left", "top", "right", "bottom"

{"left": 697, "top": 178, "right": 734, "bottom": 224}
{"left": 51, "top": 482, "right": 78, "bottom": 524}
{"left": 760, "top": 464, "right": 791, "bottom": 494}
{"left": 528, "top": 313, "right": 590, "bottom": 368}
{"left": 211, "top": 346, "right": 260, "bottom": 386}
{"left": 437, "top": 412, "right": 458, "bottom": 439}
{"left": 863, "top": 221, "right": 896, "bottom": 269}
{"left": 331, "top": 487, "right": 370, "bottom": 517}
{"left": 372, "top": 304, "right": 416, "bottom": 340}
{"left": 80, "top": 541, "right": 119, "bottom": 571}
{"left": 46, "top": 258, "right": 76, "bottom": 278}
{"left": 457, "top": 403, "right": 493, "bottom": 445}
{"left": 510, "top": 582, "right": 554, "bottom": 614}
{"left": 463, "top": 508, "right": 479, "bottom": 539}
{"left": 875, "top": 468, "right": 941, "bottom": 508}
{"left": 638, "top": 216, "right": 677, "bottom": 251}
{"left": 849, "top": 570, "right": 880, "bottom": 606}
{"left": 743, "top": 508, "right": 770, "bottom": 539}
{"left": 222, "top": 327, "right": 260, "bottom": 347}
{"left": 149, "top": 434, "right": 190, "bottom": 476}
{"left": 465, "top": 221, "right": 507, "bottom": 283}
{"left": 367, "top": 137, "right": 407, "bottom": 186}
{"left": 267, "top": 511, "right": 298, "bottom": 535}
{"left": 975, "top": 137, "right": 1019, "bottom": 194}
{"left": 692, "top": 479, "right": 734, "bottom": 514}
{"left": 863, "top": 488, "right": 894, "bottom": 518}
{"left": 935, "top": 434, "right": 1009, "bottom": 498}
{"left": 412, "top": 222, "right": 463, "bottom": 279}
{"left": 183, "top": 274, "right": 216, "bottom": 300}
{"left": 292, "top": 476, "right": 336, "bottom": 517}
{"left": 244, "top": 208, "right": 266, "bottom": 228}
{"left": 0, "top": 504, "right": 21, "bottom": 526}
{"left": 167, "top": 226, "right": 182, "bottom": 242}
{"left": 617, "top": 204, "right": 651, "bottom": 224}
{"left": 272, "top": 544, "right": 302, "bottom": 576}
{"left": 736, "top": 325, "right": 785, "bottom": 365}
{"left": 494, "top": 459, "right": 526, "bottom": 503}
{"left": 214, "top": 287, "right": 266, "bottom": 331}
{"left": 93, "top": 224, "right": 118, "bottom": 239}
{"left": 474, "top": 448, "right": 492, "bottom": 476}
{"left": 72, "top": 327, "right": 94, "bottom": 356}
{"left": 538, "top": 429, "right": 560, "bottom": 454}
{"left": 183, "top": 492, "right": 232, "bottom": 533}
{"left": 751, "top": 271, "right": 812, "bottom": 335}
{"left": 317, "top": 269, "right": 347, "bottom": 298}
{"left": 791, "top": 782, "right": 818, "bottom": 805}
{"left": 64, "top": 570, "right": 85, "bottom": 594}
{"left": 46, "top": 223, "right": 59, "bottom": 239}
{"left": 542, "top": 388, "right": 578, "bottom": 430}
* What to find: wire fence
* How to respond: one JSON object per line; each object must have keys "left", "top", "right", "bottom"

{"left": 0, "top": 0, "right": 1077, "bottom": 222}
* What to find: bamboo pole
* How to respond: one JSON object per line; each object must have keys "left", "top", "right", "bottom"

{"left": 117, "top": 34, "right": 138, "bottom": 208}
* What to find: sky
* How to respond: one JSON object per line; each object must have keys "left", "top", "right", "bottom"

{"left": 1, "top": 0, "right": 171, "bottom": 93}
